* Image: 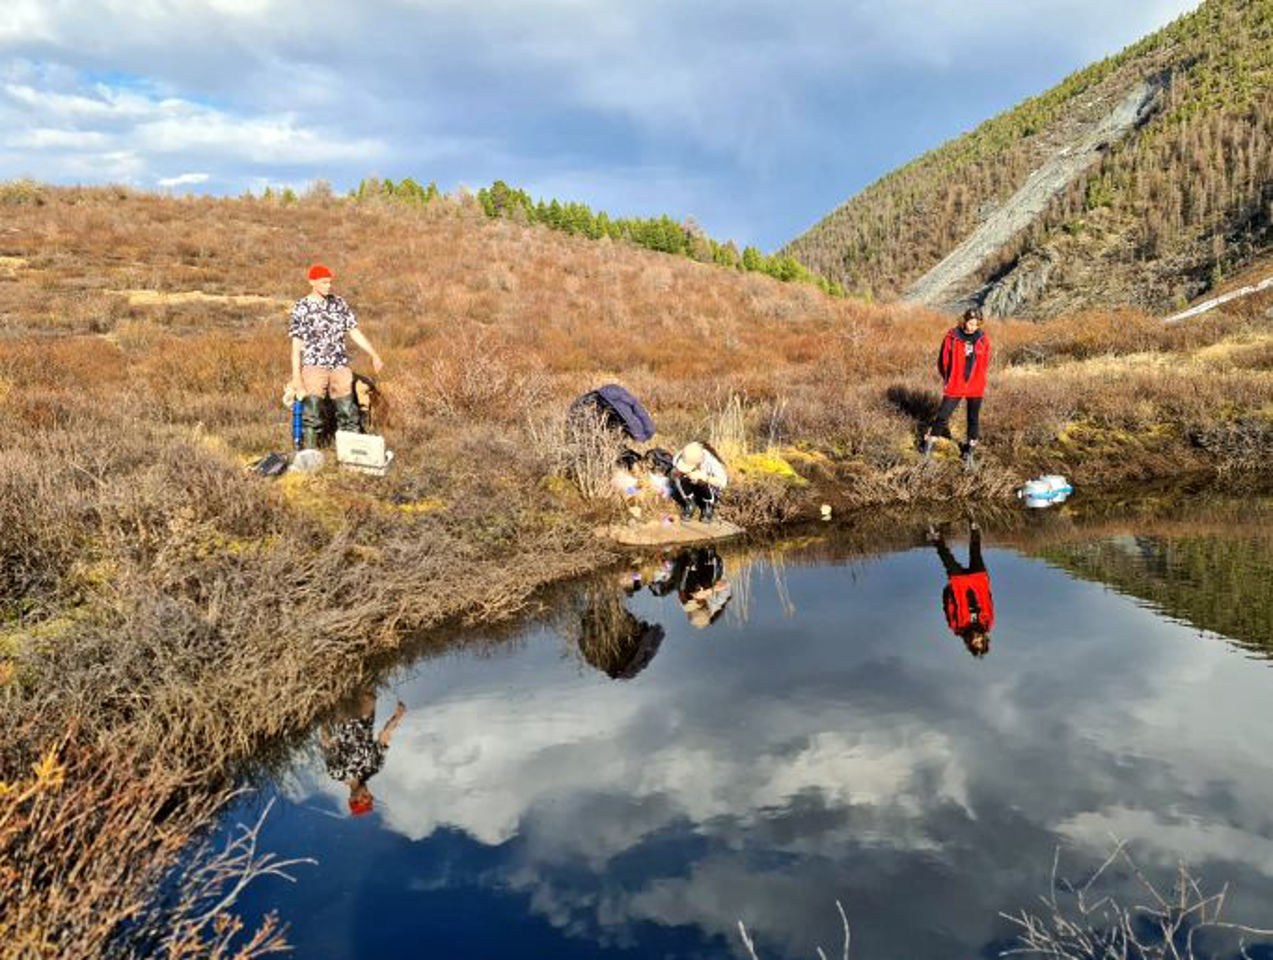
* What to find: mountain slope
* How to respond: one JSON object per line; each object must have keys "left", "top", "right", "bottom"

{"left": 784, "top": 0, "right": 1273, "bottom": 318}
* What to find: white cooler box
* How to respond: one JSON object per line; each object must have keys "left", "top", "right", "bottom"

{"left": 335, "top": 431, "right": 394, "bottom": 476}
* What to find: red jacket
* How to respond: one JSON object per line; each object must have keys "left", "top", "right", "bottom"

{"left": 943, "top": 571, "right": 994, "bottom": 635}
{"left": 937, "top": 329, "right": 991, "bottom": 398}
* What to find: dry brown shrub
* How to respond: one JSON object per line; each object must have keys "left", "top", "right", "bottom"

{"left": 1188, "top": 417, "right": 1273, "bottom": 471}
{"left": 528, "top": 404, "right": 628, "bottom": 503}
{"left": 422, "top": 329, "right": 553, "bottom": 422}
{"left": 0, "top": 178, "right": 45, "bottom": 206}
{"left": 991, "top": 372, "right": 1080, "bottom": 451}
{"left": 786, "top": 385, "right": 909, "bottom": 461}
{"left": 0, "top": 732, "right": 297, "bottom": 959}
{"left": 1003, "top": 842, "right": 1273, "bottom": 960}
{"left": 721, "top": 472, "right": 804, "bottom": 526}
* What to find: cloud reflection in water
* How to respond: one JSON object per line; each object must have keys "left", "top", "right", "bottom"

{"left": 265, "top": 538, "right": 1273, "bottom": 959}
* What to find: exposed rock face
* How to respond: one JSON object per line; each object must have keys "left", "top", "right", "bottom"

{"left": 980, "top": 250, "right": 1057, "bottom": 318}
{"left": 903, "top": 80, "right": 1161, "bottom": 310}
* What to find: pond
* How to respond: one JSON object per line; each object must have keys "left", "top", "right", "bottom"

{"left": 224, "top": 500, "right": 1273, "bottom": 959}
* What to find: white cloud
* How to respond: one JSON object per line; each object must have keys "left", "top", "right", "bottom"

{"left": 2, "top": 82, "right": 152, "bottom": 119}
{"left": 1058, "top": 806, "right": 1273, "bottom": 875}
{"left": 157, "top": 171, "right": 209, "bottom": 186}
{"left": 0, "top": 62, "right": 385, "bottom": 188}
{"left": 7, "top": 128, "right": 110, "bottom": 148}
{"left": 0, "top": 0, "right": 1207, "bottom": 242}
{"left": 134, "top": 111, "right": 381, "bottom": 163}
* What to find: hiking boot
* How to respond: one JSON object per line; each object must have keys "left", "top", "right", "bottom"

{"left": 700, "top": 502, "right": 716, "bottom": 523}
{"left": 919, "top": 433, "right": 935, "bottom": 458}
{"left": 333, "top": 395, "right": 363, "bottom": 434}
{"left": 680, "top": 502, "right": 695, "bottom": 522}
{"left": 962, "top": 442, "right": 978, "bottom": 469}
{"left": 300, "top": 396, "right": 324, "bottom": 450}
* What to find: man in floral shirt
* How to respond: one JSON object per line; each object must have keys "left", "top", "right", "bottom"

{"left": 289, "top": 264, "right": 384, "bottom": 449}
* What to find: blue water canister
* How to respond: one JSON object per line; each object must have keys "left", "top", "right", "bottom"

{"left": 292, "top": 399, "right": 303, "bottom": 450}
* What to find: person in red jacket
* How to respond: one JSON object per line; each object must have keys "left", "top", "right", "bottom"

{"left": 927, "top": 520, "right": 993, "bottom": 658}
{"left": 922, "top": 306, "right": 990, "bottom": 465}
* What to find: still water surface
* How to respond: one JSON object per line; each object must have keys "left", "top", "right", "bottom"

{"left": 228, "top": 508, "right": 1273, "bottom": 958}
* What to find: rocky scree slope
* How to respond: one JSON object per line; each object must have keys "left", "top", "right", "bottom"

{"left": 784, "top": 0, "right": 1273, "bottom": 319}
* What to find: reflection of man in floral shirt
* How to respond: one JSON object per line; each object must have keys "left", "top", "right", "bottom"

{"left": 289, "top": 264, "right": 384, "bottom": 449}
{"left": 319, "top": 686, "right": 406, "bottom": 817}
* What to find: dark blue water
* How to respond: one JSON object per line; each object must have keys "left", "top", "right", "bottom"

{"left": 223, "top": 519, "right": 1273, "bottom": 959}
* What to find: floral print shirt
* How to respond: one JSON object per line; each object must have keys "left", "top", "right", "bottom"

{"left": 322, "top": 715, "right": 386, "bottom": 784}
{"left": 289, "top": 294, "right": 357, "bottom": 368}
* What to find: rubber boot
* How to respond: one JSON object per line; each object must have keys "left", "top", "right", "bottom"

{"left": 333, "top": 395, "right": 363, "bottom": 434}
{"left": 917, "top": 425, "right": 935, "bottom": 458}
{"left": 300, "top": 396, "right": 324, "bottom": 450}
{"left": 962, "top": 441, "right": 978, "bottom": 470}
{"left": 672, "top": 474, "right": 695, "bottom": 521}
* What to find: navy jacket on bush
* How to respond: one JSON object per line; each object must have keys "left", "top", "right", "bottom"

{"left": 573, "top": 384, "right": 656, "bottom": 441}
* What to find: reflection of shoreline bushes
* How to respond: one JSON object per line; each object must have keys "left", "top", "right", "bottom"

{"left": 4, "top": 186, "right": 1273, "bottom": 951}
{"left": 1036, "top": 533, "right": 1273, "bottom": 657}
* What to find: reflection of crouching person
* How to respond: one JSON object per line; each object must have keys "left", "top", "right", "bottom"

{"left": 675, "top": 547, "right": 732, "bottom": 629}
{"left": 671, "top": 442, "right": 728, "bottom": 522}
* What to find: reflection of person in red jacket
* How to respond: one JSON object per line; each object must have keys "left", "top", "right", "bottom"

{"left": 927, "top": 521, "right": 993, "bottom": 657}
{"left": 922, "top": 307, "right": 991, "bottom": 465}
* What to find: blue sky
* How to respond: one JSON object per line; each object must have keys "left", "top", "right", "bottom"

{"left": 0, "top": 1, "right": 1199, "bottom": 249}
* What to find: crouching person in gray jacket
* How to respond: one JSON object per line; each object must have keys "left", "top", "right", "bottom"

{"left": 671, "top": 442, "right": 728, "bottom": 522}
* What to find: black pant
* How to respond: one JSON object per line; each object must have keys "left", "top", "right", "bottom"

{"left": 936, "top": 528, "right": 984, "bottom": 577}
{"left": 671, "top": 473, "right": 719, "bottom": 511}
{"left": 931, "top": 396, "right": 982, "bottom": 443}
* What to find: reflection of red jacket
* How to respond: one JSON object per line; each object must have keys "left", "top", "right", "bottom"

{"left": 943, "top": 571, "right": 994, "bottom": 634}
{"left": 938, "top": 329, "right": 991, "bottom": 398}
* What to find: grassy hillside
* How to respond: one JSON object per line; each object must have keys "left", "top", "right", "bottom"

{"left": 4, "top": 184, "right": 1273, "bottom": 953}
{"left": 785, "top": 0, "right": 1273, "bottom": 316}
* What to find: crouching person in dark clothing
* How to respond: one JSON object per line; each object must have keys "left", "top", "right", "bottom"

{"left": 928, "top": 521, "right": 994, "bottom": 658}
{"left": 671, "top": 442, "right": 728, "bottom": 522}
